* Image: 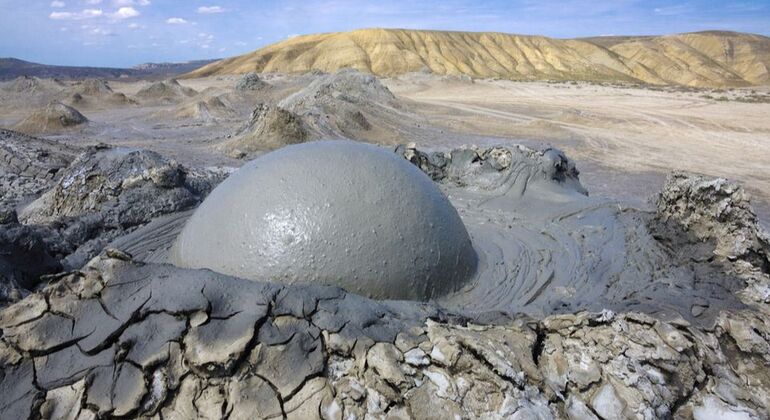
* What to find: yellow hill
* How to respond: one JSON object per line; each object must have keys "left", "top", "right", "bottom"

{"left": 187, "top": 29, "right": 770, "bottom": 88}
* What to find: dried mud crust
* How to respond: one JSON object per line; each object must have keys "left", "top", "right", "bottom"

{"left": 0, "top": 129, "right": 79, "bottom": 208}
{"left": 2, "top": 140, "right": 770, "bottom": 418}
{"left": 1, "top": 140, "right": 226, "bottom": 304}
{"left": 0, "top": 254, "right": 768, "bottom": 419}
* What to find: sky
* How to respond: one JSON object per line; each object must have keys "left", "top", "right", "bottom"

{"left": 1, "top": 0, "right": 769, "bottom": 68}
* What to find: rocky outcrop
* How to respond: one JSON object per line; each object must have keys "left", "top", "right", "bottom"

{"left": 655, "top": 171, "right": 770, "bottom": 310}
{"left": 657, "top": 172, "right": 770, "bottom": 270}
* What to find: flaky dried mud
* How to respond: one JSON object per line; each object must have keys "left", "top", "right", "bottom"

{"left": 2, "top": 133, "right": 769, "bottom": 419}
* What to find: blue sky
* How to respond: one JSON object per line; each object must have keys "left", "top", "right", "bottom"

{"left": 1, "top": 0, "right": 769, "bottom": 67}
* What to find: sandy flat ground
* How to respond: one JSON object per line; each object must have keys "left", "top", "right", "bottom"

{"left": 2, "top": 73, "right": 768, "bottom": 222}
{"left": 385, "top": 78, "right": 770, "bottom": 220}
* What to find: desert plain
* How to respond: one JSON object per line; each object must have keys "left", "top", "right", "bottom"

{"left": 1, "top": 28, "right": 770, "bottom": 419}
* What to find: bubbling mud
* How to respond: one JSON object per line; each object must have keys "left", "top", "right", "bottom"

{"left": 170, "top": 140, "right": 478, "bottom": 300}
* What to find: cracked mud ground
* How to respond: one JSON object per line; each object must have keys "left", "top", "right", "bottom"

{"left": 1, "top": 253, "right": 769, "bottom": 419}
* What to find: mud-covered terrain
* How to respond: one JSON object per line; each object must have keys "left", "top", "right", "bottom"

{"left": 1, "top": 69, "right": 770, "bottom": 419}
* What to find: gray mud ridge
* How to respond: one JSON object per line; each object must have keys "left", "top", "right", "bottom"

{"left": 0, "top": 129, "right": 79, "bottom": 207}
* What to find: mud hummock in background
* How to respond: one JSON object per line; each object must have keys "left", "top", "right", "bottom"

{"left": 12, "top": 102, "right": 87, "bottom": 135}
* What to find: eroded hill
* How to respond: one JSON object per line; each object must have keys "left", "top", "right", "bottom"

{"left": 187, "top": 28, "right": 770, "bottom": 87}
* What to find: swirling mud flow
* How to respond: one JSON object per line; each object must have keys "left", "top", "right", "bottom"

{"left": 130, "top": 140, "right": 744, "bottom": 324}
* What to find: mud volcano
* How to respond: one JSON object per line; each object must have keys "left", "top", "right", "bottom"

{"left": 170, "top": 140, "right": 477, "bottom": 300}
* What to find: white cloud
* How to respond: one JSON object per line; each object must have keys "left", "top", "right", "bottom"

{"left": 235, "top": 41, "right": 247, "bottom": 46}
{"left": 166, "top": 17, "right": 188, "bottom": 24}
{"left": 197, "top": 6, "right": 224, "bottom": 14}
{"left": 84, "top": 0, "right": 101, "bottom": 4}
{"left": 110, "top": 6, "right": 139, "bottom": 19}
{"left": 50, "top": 1, "right": 65, "bottom": 8}
{"left": 287, "top": 34, "right": 299, "bottom": 39}
{"left": 49, "top": 8, "right": 103, "bottom": 20}
{"left": 114, "top": 0, "right": 149, "bottom": 6}
{"left": 127, "top": 22, "right": 141, "bottom": 29}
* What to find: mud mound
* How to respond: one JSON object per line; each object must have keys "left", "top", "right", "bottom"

{"left": 224, "top": 103, "right": 309, "bottom": 156}
{"left": 78, "top": 79, "right": 113, "bottom": 96}
{"left": 281, "top": 68, "right": 399, "bottom": 110}
{"left": 234, "top": 71, "right": 268, "bottom": 91}
{"left": 0, "top": 76, "right": 65, "bottom": 94}
{"left": 64, "top": 79, "right": 133, "bottom": 107}
{"left": 12, "top": 102, "right": 87, "bottom": 135}
{"left": 173, "top": 95, "right": 235, "bottom": 122}
{"left": 278, "top": 69, "right": 407, "bottom": 142}
{"left": 136, "top": 79, "right": 197, "bottom": 103}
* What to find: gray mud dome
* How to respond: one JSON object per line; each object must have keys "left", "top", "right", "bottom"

{"left": 171, "top": 141, "right": 477, "bottom": 300}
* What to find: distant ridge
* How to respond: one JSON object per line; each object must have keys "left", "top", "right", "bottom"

{"left": 187, "top": 28, "right": 770, "bottom": 87}
{"left": 0, "top": 58, "right": 218, "bottom": 81}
